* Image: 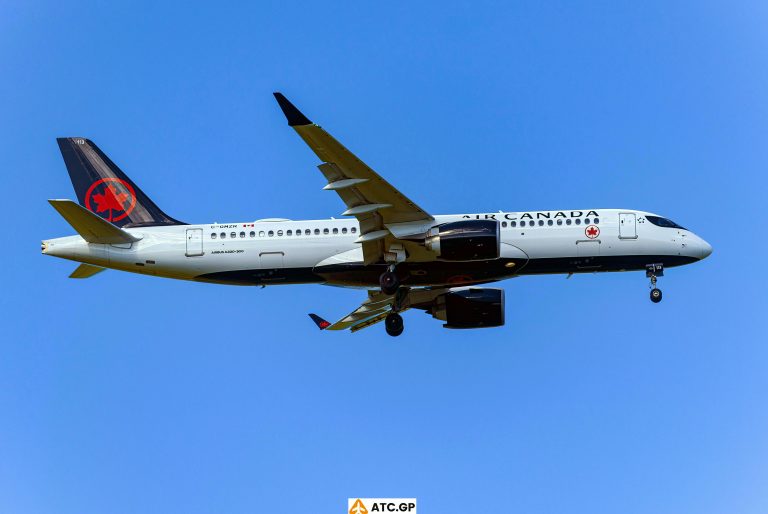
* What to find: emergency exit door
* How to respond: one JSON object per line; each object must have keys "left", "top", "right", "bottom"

{"left": 619, "top": 213, "right": 637, "bottom": 239}
{"left": 186, "top": 228, "right": 204, "bottom": 256}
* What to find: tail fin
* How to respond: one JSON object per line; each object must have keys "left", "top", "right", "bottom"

{"left": 56, "top": 138, "right": 184, "bottom": 228}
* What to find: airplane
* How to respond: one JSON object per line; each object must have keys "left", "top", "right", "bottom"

{"left": 42, "top": 93, "right": 713, "bottom": 336}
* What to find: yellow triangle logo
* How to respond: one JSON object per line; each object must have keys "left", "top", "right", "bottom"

{"left": 349, "top": 499, "right": 368, "bottom": 514}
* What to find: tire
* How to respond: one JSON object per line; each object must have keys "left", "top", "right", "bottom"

{"left": 379, "top": 271, "right": 400, "bottom": 295}
{"left": 650, "top": 288, "right": 662, "bottom": 303}
{"left": 385, "top": 312, "right": 404, "bottom": 337}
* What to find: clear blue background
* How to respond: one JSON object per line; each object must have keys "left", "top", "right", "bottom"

{"left": 2, "top": 2, "right": 766, "bottom": 512}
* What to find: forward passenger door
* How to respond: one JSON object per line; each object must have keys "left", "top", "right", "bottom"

{"left": 619, "top": 213, "right": 637, "bottom": 239}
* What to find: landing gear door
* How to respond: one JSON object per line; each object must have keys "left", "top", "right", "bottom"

{"left": 186, "top": 228, "right": 204, "bottom": 257}
{"left": 619, "top": 213, "right": 637, "bottom": 239}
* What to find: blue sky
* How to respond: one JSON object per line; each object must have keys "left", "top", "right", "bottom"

{"left": 1, "top": 1, "right": 767, "bottom": 512}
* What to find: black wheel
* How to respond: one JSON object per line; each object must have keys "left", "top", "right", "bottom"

{"left": 379, "top": 271, "right": 400, "bottom": 295}
{"left": 650, "top": 288, "right": 662, "bottom": 303}
{"left": 385, "top": 312, "right": 404, "bottom": 337}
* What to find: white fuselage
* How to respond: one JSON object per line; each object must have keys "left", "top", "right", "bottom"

{"left": 42, "top": 209, "right": 712, "bottom": 288}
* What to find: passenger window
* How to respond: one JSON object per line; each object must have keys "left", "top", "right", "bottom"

{"left": 220, "top": 232, "right": 226, "bottom": 238}
{"left": 333, "top": 228, "right": 338, "bottom": 234}
{"left": 566, "top": 220, "right": 572, "bottom": 225}
{"left": 501, "top": 221, "right": 507, "bottom": 228}
{"left": 538, "top": 220, "right": 544, "bottom": 226}
{"left": 268, "top": 230, "right": 274, "bottom": 237}
{"left": 351, "top": 227, "right": 357, "bottom": 233}
{"left": 575, "top": 219, "right": 581, "bottom": 225}
{"left": 305, "top": 229, "right": 311, "bottom": 235}
{"left": 521, "top": 221, "right": 526, "bottom": 227}
{"left": 259, "top": 231, "right": 265, "bottom": 237}
{"left": 511, "top": 221, "right": 517, "bottom": 227}
{"left": 277, "top": 230, "right": 283, "bottom": 236}
{"left": 585, "top": 218, "right": 590, "bottom": 224}
{"left": 239, "top": 231, "right": 245, "bottom": 238}
{"left": 230, "top": 232, "right": 236, "bottom": 238}
{"left": 314, "top": 229, "right": 320, "bottom": 235}
{"left": 323, "top": 228, "right": 329, "bottom": 235}
{"left": 342, "top": 227, "right": 348, "bottom": 234}
{"left": 547, "top": 220, "right": 553, "bottom": 226}
{"left": 557, "top": 219, "right": 563, "bottom": 226}
{"left": 250, "top": 231, "right": 255, "bottom": 237}
{"left": 211, "top": 233, "right": 217, "bottom": 239}
{"left": 594, "top": 218, "right": 600, "bottom": 224}
{"left": 287, "top": 230, "right": 292, "bottom": 236}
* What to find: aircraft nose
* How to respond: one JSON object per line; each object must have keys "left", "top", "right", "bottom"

{"left": 700, "top": 239, "right": 713, "bottom": 260}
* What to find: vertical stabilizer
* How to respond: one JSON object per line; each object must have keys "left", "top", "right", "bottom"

{"left": 56, "top": 138, "right": 184, "bottom": 228}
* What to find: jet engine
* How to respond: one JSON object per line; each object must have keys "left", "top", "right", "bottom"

{"left": 425, "top": 220, "right": 500, "bottom": 261}
{"left": 431, "top": 288, "right": 505, "bottom": 329}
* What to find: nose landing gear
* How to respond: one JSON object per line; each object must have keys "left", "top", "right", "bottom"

{"left": 646, "top": 263, "right": 664, "bottom": 303}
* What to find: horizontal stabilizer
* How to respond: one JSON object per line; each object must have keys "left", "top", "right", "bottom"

{"left": 49, "top": 199, "right": 141, "bottom": 244}
{"left": 69, "top": 263, "right": 105, "bottom": 279}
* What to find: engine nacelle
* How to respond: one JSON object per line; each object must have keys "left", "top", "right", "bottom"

{"left": 432, "top": 288, "right": 505, "bottom": 329}
{"left": 425, "top": 220, "right": 500, "bottom": 261}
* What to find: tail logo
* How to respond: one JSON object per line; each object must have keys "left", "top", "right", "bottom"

{"left": 84, "top": 178, "right": 137, "bottom": 222}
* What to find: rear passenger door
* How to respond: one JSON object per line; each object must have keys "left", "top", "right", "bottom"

{"left": 185, "top": 228, "right": 204, "bottom": 256}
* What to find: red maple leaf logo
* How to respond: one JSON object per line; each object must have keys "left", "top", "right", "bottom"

{"left": 586, "top": 225, "right": 599, "bottom": 238}
{"left": 91, "top": 184, "right": 129, "bottom": 220}
{"left": 84, "top": 178, "right": 137, "bottom": 223}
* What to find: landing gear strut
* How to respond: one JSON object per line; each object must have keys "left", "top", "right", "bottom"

{"left": 385, "top": 312, "right": 404, "bottom": 337}
{"left": 384, "top": 287, "right": 409, "bottom": 337}
{"left": 646, "top": 263, "right": 664, "bottom": 303}
{"left": 379, "top": 264, "right": 400, "bottom": 295}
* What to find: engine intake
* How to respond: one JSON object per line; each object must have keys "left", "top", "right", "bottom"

{"left": 425, "top": 220, "right": 500, "bottom": 261}
{"left": 432, "top": 288, "right": 505, "bottom": 329}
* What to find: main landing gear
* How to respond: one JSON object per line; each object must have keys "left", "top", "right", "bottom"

{"left": 379, "top": 264, "right": 400, "bottom": 295}
{"left": 385, "top": 312, "right": 404, "bottom": 337}
{"left": 381, "top": 266, "right": 407, "bottom": 337}
{"left": 646, "top": 263, "right": 664, "bottom": 303}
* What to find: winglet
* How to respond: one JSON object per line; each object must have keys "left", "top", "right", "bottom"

{"left": 273, "top": 92, "right": 312, "bottom": 126}
{"left": 308, "top": 313, "right": 331, "bottom": 330}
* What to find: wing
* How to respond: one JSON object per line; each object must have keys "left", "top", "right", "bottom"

{"left": 309, "top": 287, "right": 450, "bottom": 333}
{"left": 313, "top": 290, "right": 403, "bottom": 333}
{"left": 274, "top": 93, "right": 434, "bottom": 264}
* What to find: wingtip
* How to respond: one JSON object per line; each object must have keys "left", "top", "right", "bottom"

{"left": 308, "top": 313, "right": 331, "bottom": 330}
{"left": 273, "top": 92, "right": 312, "bottom": 126}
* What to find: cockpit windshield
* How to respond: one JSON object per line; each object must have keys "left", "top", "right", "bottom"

{"left": 646, "top": 215, "right": 686, "bottom": 230}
